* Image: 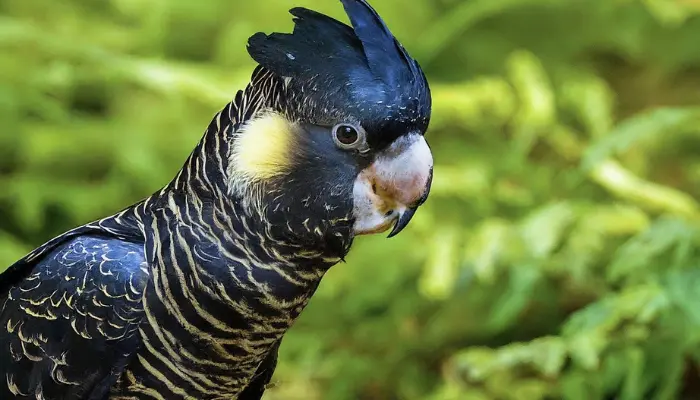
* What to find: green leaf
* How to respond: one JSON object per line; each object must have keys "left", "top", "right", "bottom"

{"left": 419, "top": 227, "right": 461, "bottom": 301}
{"left": 519, "top": 202, "right": 576, "bottom": 259}
{"left": 607, "top": 217, "right": 698, "bottom": 283}
{"left": 582, "top": 107, "right": 700, "bottom": 171}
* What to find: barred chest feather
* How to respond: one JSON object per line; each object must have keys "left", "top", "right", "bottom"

{"left": 108, "top": 193, "right": 340, "bottom": 399}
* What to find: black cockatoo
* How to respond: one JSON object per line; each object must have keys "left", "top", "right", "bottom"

{"left": 0, "top": 0, "right": 433, "bottom": 398}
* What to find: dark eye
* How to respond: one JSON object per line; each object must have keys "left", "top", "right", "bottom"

{"left": 332, "top": 123, "right": 365, "bottom": 150}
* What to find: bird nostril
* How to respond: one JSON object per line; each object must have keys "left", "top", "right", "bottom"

{"left": 371, "top": 182, "right": 377, "bottom": 194}
{"left": 385, "top": 210, "right": 393, "bottom": 217}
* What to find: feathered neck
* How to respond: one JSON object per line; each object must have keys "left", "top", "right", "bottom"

{"left": 145, "top": 66, "right": 349, "bottom": 267}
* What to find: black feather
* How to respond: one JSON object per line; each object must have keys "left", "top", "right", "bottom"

{"left": 0, "top": 234, "right": 147, "bottom": 399}
{"left": 246, "top": 0, "right": 431, "bottom": 134}
{"left": 237, "top": 340, "right": 281, "bottom": 400}
{"left": 339, "top": 0, "right": 412, "bottom": 84}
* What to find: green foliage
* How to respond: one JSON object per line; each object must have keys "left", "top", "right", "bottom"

{"left": 2, "top": 0, "right": 700, "bottom": 398}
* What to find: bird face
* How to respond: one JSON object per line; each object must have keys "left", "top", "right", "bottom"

{"left": 228, "top": 108, "right": 433, "bottom": 238}
{"left": 349, "top": 127, "right": 433, "bottom": 237}
{"left": 228, "top": 0, "right": 432, "bottom": 251}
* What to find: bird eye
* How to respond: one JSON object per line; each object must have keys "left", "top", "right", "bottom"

{"left": 332, "top": 123, "right": 365, "bottom": 150}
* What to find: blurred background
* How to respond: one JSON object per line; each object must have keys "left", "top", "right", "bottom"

{"left": 2, "top": 0, "right": 700, "bottom": 399}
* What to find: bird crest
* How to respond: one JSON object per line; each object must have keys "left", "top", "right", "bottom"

{"left": 246, "top": 0, "right": 431, "bottom": 130}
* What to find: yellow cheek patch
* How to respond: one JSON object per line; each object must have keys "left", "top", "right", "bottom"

{"left": 228, "top": 111, "right": 296, "bottom": 186}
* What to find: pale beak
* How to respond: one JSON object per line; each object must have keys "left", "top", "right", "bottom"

{"left": 387, "top": 206, "right": 417, "bottom": 238}
{"left": 352, "top": 133, "right": 433, "bottom": 237}
{"left": 386, "top": 165, "right": 432, "bottom": 238}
